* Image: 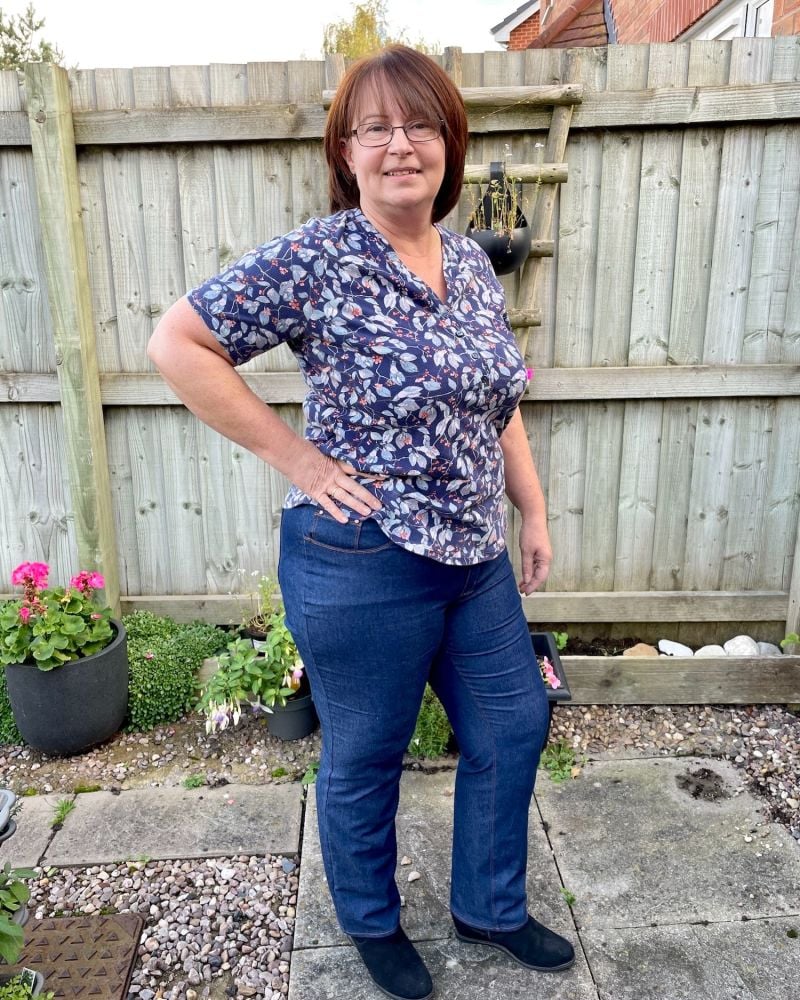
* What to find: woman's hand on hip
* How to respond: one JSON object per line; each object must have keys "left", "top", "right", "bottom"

{"left": 293, "top": 444, "right": 382, "bottom": 524}
{"left": 517, "top": 515, "right": 552, "bottom": 594}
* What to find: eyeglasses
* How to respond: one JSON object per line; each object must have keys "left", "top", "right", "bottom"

{"left": 350, "top": 119, "right": 444, "bottom": 147}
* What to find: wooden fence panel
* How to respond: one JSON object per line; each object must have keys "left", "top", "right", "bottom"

{"left": 1, "top": 40, "right": 799, "bottom": 633}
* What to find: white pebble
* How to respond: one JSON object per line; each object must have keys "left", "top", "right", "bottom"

{"left": 658, "top": 639, "right": 694, "bottom": 657}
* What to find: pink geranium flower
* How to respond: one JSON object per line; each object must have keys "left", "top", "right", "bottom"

{"left": 69, "top": 570, "right": 106, "bottom": 594}
{"left": 11, "top": 562, "right": 49, "bottom": 589}
{"left": 18, "top": 606, "right": 31, "bottom": 623}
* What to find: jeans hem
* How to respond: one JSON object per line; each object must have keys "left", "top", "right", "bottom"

{"left": 450, "top": 906, "right": 529, "bottom": 934}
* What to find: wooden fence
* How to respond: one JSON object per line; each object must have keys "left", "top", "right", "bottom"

{"left": 1, "top": 38, "right": 799, "bottom": 700}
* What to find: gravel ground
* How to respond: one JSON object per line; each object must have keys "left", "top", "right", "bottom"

{"left": 4, "top": 701, "right": 800, "bottom": 999}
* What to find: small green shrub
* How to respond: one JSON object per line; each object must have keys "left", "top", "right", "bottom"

{"left": 123, "top": 612, "right": 228, "bottom": 732}
{"left": 408, "top": 686, "right": 452, "bottom": 759}
{"left": 182, "top": 774, "right": 205, "bottom": 789}
{"left": 0, "top": 669, "right": 21, "bottom": 746}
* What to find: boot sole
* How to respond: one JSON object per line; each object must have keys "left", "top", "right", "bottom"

{"left": 372, "top": 987, "right": 433, "bottom": 1000}
{"left": 454, "top": 929, "right": 576, "bottom": 972}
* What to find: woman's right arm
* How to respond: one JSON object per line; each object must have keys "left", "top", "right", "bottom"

{"left": 147, "top": 297, "right": 380, "bottom": 522}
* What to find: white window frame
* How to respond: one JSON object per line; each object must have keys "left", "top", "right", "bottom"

{"left": 679, "top": 0, "right": 773, "bottom": 41}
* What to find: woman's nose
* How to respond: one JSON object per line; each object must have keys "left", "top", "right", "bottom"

{"left": 387, "top": 125, "right": 414, "bottom": 151}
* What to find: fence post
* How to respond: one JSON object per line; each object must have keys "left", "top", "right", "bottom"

{"left": 443, "top": 46, "right": 463, "bottom": 88}
{"left": 24, "top": 62, "right": 121, "bottom": 617}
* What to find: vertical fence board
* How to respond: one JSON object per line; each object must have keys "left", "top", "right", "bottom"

{"left": 651, "top": 40, "right": 728, "bottom": 591}
{"left": 0, "top": 72, "right": 54, "bottom": 375}
{"left": 615, "top": 44, "right": 687, "bottom": 592}
{"left": 246, "top": 62, "right": 297, "bottom": 374}
{"left": 97, "top": 72, "right": 152, "bottom": 373}
{"left": 0, "top": 406, "right": 76, "bottom": 580}
{"left": 721, "top": 400, "right": 774, "bottom": 590}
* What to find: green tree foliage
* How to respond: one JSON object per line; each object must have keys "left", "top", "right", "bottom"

{"left": 322, "top": 0, "right": 440, "bottom": 59}
{"left": 0, "top": 3, "right": 63, "bottom": 71}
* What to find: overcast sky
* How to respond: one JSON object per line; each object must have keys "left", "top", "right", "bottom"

{"left": 7, "top": 0, "right": 510, "bottom": 69}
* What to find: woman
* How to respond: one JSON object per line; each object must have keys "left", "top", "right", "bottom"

{"left": 148, "top": 45, "right": 574, "bottom": 1000}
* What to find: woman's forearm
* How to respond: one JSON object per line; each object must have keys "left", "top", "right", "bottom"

{"left": 499, "top": 408, "right": 546, "bottom": 520}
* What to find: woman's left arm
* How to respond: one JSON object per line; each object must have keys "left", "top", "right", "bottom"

{"left": 499, "top": 408, "right": 552, "bottom": 594}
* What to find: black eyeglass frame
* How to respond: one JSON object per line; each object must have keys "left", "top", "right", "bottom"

{"left": 349, "top": 118, "right": 446, "bottom": 148}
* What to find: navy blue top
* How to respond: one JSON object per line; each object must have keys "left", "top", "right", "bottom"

{"left": 186, "top": 208, "right": 526, "bottom": 565}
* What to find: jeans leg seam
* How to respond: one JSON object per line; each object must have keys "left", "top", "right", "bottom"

{"left": 299, "top": 535, "right": 337, "bottom": 904}
{"left": 448, "top": 657, "right": 499, "bottom": 927}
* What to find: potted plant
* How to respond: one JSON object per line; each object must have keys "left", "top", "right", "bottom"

{"left": 239, "top": 574, "right": 278, "bottom": 649}
{"left": 198, "top": 607, "right": 317, "bottom": 741}
{"left": 0, "top": 862, "right": 37, "bottom": 966}
{"left": 0, "top": 968, "right": 49, "bottom": 999}
{"left": 0, "top": 562, "right": 128, "bottom": 756}
{"left": 465, "top": 160, "right": 533, "bottom": 276}
{"left": 531, "top": 631, "right": 572, "bottom": 749}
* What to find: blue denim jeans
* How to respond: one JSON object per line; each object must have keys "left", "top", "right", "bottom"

{"left": 278, "top": 504, "right": 550, "bottom": 937}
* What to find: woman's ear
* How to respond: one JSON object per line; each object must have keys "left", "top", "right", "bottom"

{"left": 341, "top": 137, "right": 355, "bottom": 173}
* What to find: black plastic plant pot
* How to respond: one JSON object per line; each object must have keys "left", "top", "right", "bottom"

{"left": 266, "top": 675, "right": 318, "bottom": 741}
{"left": 467, "top": 225, "right": 532, "bottom": 276}
{"left": 5, "top": 620, "right": 129, "bottom": 757}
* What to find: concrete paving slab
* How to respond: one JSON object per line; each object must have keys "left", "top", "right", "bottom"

{"left": 288, "top": 938, "right": 598, "bottom": 1000}
{"left": 0, "top": 793, "right": 63, "bottom": 867}
{"left": 295, "top": 769, "right": 573, "bottom": 949}
{"left": 535, "top": 757, "right": 800, "bottom": 928}
{"left": 581, "top": 917, "right": 800, "bottom": 1000}
{"left": 42, "top": 783, "right": 302, "bottom": 865}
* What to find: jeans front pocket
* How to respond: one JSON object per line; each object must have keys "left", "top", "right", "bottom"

{"left": 304, "top": 507, "right": 396, "bottom": 554}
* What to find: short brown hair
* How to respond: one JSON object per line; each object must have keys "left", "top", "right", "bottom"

{"left": 324, "top": 45, "right": 468, "bottom": 224}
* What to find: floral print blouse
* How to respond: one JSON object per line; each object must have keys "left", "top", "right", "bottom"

{"left": 186, "top": 208, "right": 527, "bottom": 566}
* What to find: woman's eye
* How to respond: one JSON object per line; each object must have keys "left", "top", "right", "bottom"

{"left": 407, "top": 121, "right": 429, "bottom": 133}
{"left": 364, "top": 123, "right": 390, "bottom": 135}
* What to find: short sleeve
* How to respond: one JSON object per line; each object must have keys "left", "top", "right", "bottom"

{"left": 185, "top": 230, "right": 317, "bottom": 366}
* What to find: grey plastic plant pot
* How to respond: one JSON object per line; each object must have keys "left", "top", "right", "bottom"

{"left": 530, "top": 630, "right": 572, "bottom": 750}
{"left": 0, "top": 968, "right": 45, "bottom": 997}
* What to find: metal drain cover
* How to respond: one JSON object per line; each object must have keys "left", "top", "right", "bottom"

{"left": 10, "top": 914, "right": 144, "bottom": 998}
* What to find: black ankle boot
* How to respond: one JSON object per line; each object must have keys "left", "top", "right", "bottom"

{"left": 452, "top": 913, "right": 575, "bottom": 972}
{"left": 350, "top": 926, "right": 434, "bottom": 1000}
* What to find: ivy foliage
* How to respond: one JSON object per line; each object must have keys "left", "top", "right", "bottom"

{"left": 123, "top": 612, "right": 228, "bottom": 732}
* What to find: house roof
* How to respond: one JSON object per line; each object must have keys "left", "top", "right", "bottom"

{"left": 490, "top": 1, "right": 541, "bottom": 40}
{"left": 527, "top": 0, "right": 602, "bottom": 48}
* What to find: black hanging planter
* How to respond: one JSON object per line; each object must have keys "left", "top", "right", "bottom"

{"left": 466, "top": 160, "right": 532, "bottom": 276}
{"left": 4, "top": 620, "right": 129, "bottom": 757}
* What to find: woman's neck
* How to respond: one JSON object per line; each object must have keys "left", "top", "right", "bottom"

{"left": 360, "top": 205, "right": 438, "bottom": 259}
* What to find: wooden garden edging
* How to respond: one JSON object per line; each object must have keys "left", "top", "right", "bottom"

{"left": 562, "top": 655, "right": 800, "bottom": 705}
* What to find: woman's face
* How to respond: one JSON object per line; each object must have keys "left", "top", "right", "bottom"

{"left": 341, "top": 86, "right": 445, "bottom": 226}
